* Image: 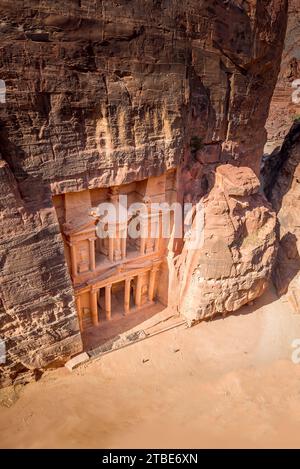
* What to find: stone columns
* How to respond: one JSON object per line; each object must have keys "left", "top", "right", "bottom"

{"left": 70, "top": 243, "right": 77, "bottom": 278}
{"left": 154, "top": 216, "right": 160, "bottom": 252}
{"left": 89, "top": 238, "right": 96, "bottom": 271}
{"left": 105, "top": 284, "right": 112, "bottom": 320}
{"left": 139, "top": 215, "right": 148, "bottom": 255}
{"left": 114, "top": 225, "right": 121, "bottom": 261}
{"left": 108, "top": 236, "right": 114, "bottom": 262}
{"left": 135, "top": 275, "right": 142, "bottom": 308}
{"left": 121, "top": 235, "right": 126, "bottom": 259}
{"left": 75, "top": 295, "right": 83, "bottom": 331}
{"left": 148, "top": 267, "right": 158, "bottom": 302}
{"left": 90, "top": 289, "right": 99, "bottom": 326}
{"left": 124, "top": 277, "right": 132, "bottom": 315}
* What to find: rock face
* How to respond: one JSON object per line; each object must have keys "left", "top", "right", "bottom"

{"left": 263, "top": 123, "right": 300, "bottom": 313}
{"left": 0, "top": 159, "right": 82, "bottom": 386}
{"left": 265, "top": 0, "right": 300, "bottom": 154}
{"left": 0, "top": 0, "right": 288, "bottom": 387}
{"left": 172, "top": 164, "right": 277, "bottom": 323}
{"left": 262, "top": 0, "right": 300, "bottom": 314}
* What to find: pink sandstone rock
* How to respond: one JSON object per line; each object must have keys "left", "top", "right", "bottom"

{"left": 264, "top": 124, "right": 300, "bottom": 314}
{"left": 171, "top": 165, "right": 277, "bottom": 323}
{"left": 0, "top": 0, "right": 288, "bottom": 387}
{"left": 263, "top": 0, "right": 300, "bottom": 315}
{"left": 265, "top": 0, "right": 300, "bottom": 154}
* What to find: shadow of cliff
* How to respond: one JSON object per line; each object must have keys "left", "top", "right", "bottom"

{"left": 262, "top": 121, "right": 300, "bottom": 210}
{"left": 262, "top": 122, "right": 300, "bottom": 298}
{"left": 272, "top": 232, "right": 300, "bottom": 296}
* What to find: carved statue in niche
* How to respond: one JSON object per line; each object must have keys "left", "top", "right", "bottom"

{"left": 96, "top": 186, "right": 128, "bottom": 262}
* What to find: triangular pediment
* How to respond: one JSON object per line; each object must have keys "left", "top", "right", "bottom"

{"left": 63, "top": 215, "right": 96, "bottom": 236}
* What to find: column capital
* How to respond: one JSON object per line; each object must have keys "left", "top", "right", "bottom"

{"left": 125, "top": 276, "right": 134, "bottom": 283}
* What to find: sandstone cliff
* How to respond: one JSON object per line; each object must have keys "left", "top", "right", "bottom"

{"left": 265, "top": 0, "right": 300, "bottom": 155}
{"left": 0, "top": 0, "right": 288, "bottom": 387}
{"left": 263, "top": 123, "right": 300, "bottom": 314}
{"left": 262, "top": 0, "right": 300, "bottom": 315}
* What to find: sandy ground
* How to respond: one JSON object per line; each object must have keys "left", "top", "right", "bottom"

{"left": 1, "top": 286, "right": 300, "bottom": 449}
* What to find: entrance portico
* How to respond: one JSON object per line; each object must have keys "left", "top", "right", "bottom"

{"left": 75, "top": 260, "right": 161, "bottom": 331}
{"left": 53, "top": 170, "right": 177, "bottom": 335}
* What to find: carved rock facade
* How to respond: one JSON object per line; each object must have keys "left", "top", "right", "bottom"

{"left": 0, "top": 0, "right": 288, "bottom": 386}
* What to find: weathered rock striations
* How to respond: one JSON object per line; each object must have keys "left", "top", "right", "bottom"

{"left": 265, "top": 0, "right": 300, "bottom": 155}
{"left": 172, "top": 164, "right": 277, "bottom": 323}
{"left": 0, "top": 159, "right": 82, "bottom": 386}
{"left": 263, "top": 123, "right": 300, "bottom": 313}
{"left": 262, "top": 0, "right": 300, "bottom": 314}
{"left": 0, "top": 0, "right": 288, "bottom": 386}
